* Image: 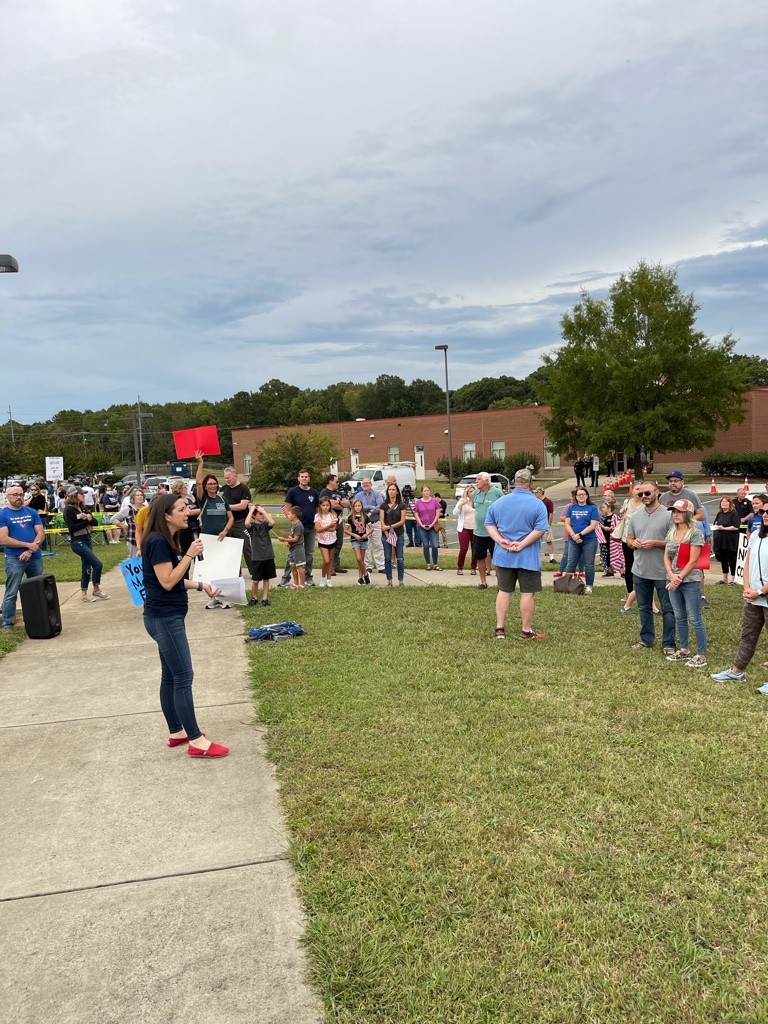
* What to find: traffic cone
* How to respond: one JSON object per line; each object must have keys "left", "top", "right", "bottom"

{"left": 710, "top": 478, "right": 718, "bottom": 493}
{"left": 745, "top": 476, "right": 750, "bottom": 489}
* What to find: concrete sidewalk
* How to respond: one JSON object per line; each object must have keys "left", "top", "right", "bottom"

{"left": 0, "top": 567, "right": 323, "bottom": 1024}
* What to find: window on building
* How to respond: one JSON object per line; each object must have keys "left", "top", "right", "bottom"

{"left": 463, "top": 442, "right": 476, "bottom": 459}
{"left": 243, "top": 453, "right": 252, "bottom": 475}
{"left": 491, "top": 441, "right": 505, "bottom": 460}
{"left": 388, "top": 446, "right": 400, "bottom": 463}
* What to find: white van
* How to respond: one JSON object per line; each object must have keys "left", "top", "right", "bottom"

{"left": 342, "top": 463, "right": 417, "bottom": 496}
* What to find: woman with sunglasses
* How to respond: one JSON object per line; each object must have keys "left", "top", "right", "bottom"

{"left": 711, "top": 507, "right": 768, "bottom": 695}
{"left": 663, "top": 499, "right": 708, "bottom": 668}
{"left": 564, "top": 486, "right": 599, "bottom": 593}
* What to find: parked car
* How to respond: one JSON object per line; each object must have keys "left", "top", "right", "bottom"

{"left": 341, "top": 463, "right": 417, "bottom": 496}
{"left": 454, "top": 473, "right": 510, "bottom": 500}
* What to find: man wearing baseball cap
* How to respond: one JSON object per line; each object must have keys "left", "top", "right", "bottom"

{"left": 660, "top": 470, "right": 704, "bottom": 522}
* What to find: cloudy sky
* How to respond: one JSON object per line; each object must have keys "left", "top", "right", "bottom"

{"left": 2, "top": 0, "right": 766, "bottom": 424}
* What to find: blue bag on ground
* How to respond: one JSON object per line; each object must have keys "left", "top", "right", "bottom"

{"left": 246, "top": 621, "right": 305, "bottom": 642}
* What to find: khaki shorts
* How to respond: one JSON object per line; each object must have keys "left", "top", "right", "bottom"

{"left": 542, "top": 529, "right": 554, "bottom": 544}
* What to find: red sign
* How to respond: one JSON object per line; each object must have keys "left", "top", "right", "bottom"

{"left": 172, "top": 425, "right": 221, "bottom": 459}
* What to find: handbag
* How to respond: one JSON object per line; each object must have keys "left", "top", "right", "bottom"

{"left": 553, "top": 572, "right": 586, "bottom": 595}
{"left": 676, "top": 542, "right": 711, "bottom": 571}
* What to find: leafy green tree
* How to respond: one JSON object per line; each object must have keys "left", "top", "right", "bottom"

{"left": 452, "top": 375, "right": 535, "bottom": 411}
{"left": 730, "top": 353, "right": 768, "bottom": 387}
{"left": 358, "top": 375, "right": 412, "bottom": 419}
{"left": 538, "top": 261, "right": 750, "bottom": 469}
{"left": 249, "top": 429, "right": 342, "bottom": 493}
{"left": 407, "top": 379, "right": 445, "bottom": 415}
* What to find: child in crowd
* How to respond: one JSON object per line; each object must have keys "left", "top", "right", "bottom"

{"left": 244, "top": 502, "right": 276, "bottom": 606}
{"left": 277, "top": 505, "right": 306, "bottom": 589}
{"left": 314, "top": 495, "right": 338, "bottom": 587}
{"left": 434, "top": 492, "right": 448, "bottom": 548}
{"left": 344, "top": 498, "right": 373, "bottom": 585}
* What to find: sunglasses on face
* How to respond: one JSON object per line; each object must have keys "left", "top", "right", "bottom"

{"left": 635, "top": 490, "right": 654, "bottom": 497}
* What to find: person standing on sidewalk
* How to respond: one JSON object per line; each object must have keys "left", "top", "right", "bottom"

{"left": 471, "top": 472, "right": 503, "bottom": 589}
{"left": 221, "top": 465, "right": 251, "bottom": 555}
{"left": 142, "top": 493, "right": 229, "bottom": 758}
{"left": 0, "top": 485, "right": 45, "bottom": 630}
{"left": 358, "top": 477, "right": 385, "bottom": 575}
{"left": 63, "top": 490, "right": 109, "bottom": 604}
{"left": 278, "top": 469, "right": 319, "bottom": 587}
{"left": 318, "top": 474, "right": 349, "bottom": 575}
{"left": 625, "top": 481, "right": 676, "bottom": 654}
{"left": 533, "top": 486, "right": 557, "bottom": 564}
{"left": 711, "top": 506, "right": 768, "bottom": 695}
{"left": 485, "top": 469, "right": 548, "bottom": 640}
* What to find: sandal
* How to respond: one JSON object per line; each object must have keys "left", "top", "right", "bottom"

{"left": 631, "top": 642, "right": 650, "bottom": 650}
{"left": 456, "top": 569, "right": 464, "bottom": 575}
{"left": 662, "top": 647, "right": 677, "bottom": 656}
{"left": 432, "top": 565, "right": 443, "bottom": 571}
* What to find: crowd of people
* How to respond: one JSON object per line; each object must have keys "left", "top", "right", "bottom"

{"left": 3, "top": 464, "right": 767, "bottom": 761}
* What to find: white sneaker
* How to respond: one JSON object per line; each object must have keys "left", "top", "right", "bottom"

{"left": 585, "top": 586, "right": 592, "bottom": 594}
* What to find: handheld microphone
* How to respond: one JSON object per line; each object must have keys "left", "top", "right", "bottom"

{"left": 190, "top": 521, "right": 204, "bottom": 561}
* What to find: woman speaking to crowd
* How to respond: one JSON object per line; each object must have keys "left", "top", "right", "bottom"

{"left": 142, "top": 492, "right": 229, "bottom": 758}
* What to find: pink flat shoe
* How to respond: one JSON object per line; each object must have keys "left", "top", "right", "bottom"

{"left": 188, "top": 740, "right": 229, "bottom": 758}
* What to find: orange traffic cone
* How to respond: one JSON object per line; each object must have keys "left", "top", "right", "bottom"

{"left": 710, "top": 478, "right": 718, "bottom": 493}
{"left": 745, "top": 476, "right": 750, "bottom": 489}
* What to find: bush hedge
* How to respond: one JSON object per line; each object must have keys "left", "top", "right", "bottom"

{"left": 701, "top": 452, "right": 768, "bottom": 477}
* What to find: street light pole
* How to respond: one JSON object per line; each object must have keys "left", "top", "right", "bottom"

{"left": 130, "top": 412, "right": 153, "bottom": 490}
{"left": 434, "top": 344, "right": 453, "bottom": 486}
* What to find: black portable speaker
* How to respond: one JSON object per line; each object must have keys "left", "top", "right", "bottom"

{"left": 19, "top": 573, "right": 62, "bottom": 640}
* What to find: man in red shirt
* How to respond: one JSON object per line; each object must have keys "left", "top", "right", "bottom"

{"left": 534, "top": 487, "right": 557, "bottom": 564}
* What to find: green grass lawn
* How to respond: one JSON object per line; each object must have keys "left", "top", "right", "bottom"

{"left": 245, "top": 583, "right": 767, "bottom": 1023}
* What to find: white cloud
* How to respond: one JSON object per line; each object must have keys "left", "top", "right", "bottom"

{"left": 1, "top": 0, "right": 766, "bottom": 422}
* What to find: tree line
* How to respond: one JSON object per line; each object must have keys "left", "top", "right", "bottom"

{"left": 0, "top": 372, "right": 552, "bottom": 479}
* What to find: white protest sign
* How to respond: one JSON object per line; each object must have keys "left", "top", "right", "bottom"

{"left": 734, "top": 532, "right": 749, "bottom": 585}
{"left": 191, "top": 534, "right": 244, "bottom": 585}
{"left": 45, "top": 456, "right": 64, "bottom": 480}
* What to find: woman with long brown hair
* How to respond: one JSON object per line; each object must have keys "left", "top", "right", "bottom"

{"left": 142, "top": 493, "right": 228, "bottom": 758}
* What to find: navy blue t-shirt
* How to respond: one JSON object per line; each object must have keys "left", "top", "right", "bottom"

{"left": 142, "top": 533, "right": 188, "bottom": 616}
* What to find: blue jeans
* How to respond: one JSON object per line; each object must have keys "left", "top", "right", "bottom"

{"left": 384, "top": 531, "right": 405, "bottom": 581}
{"left": 419, "top": 525, "right": 439, "bottom": 565}
{"left": 71, "top": 537, "right": 103, "bottom": 591}
{"left": 565, "top": 534, "right": 598, "bottom": 586}
{"left": 633, "top": 574, "right": 675, "bottom": 649}
{"left": 559, "top": 537, "right": 570, "bottom": 572}
{"left": 2, "top": 554, "right": 43, "bottom": 627}
{"left": 668, "top": 580, "right": 707, "bottom": 654}
{"left": 143, "top": 612, "right": 202, "bottom": 740}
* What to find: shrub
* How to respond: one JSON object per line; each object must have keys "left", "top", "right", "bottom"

{"left": 701, "top": 452, "right": 768, "bottom": 477}
{"left": 504, "top": 451, "right": 541, "bottom": 477}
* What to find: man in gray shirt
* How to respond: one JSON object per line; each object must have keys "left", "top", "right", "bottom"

{"left": 660, "top": 470, "right": 704, "bottom": 521}
{"left": 625, "top": 480, "right": 676, "bottom": 653}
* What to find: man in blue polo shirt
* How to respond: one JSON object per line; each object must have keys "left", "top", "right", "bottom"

{"left": 485, "top": 469, "right": 549, "bottom": 641}
{"left": 0, "top": 485, "right": 46, "bottom": 629}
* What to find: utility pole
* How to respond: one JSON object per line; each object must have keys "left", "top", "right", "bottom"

{"left": 8, "top": 406, "right": 15, "bottom": 445}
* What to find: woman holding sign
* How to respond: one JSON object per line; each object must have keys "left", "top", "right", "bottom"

{"left": 142, "top": 493, "right": 229, "bottom": 758}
